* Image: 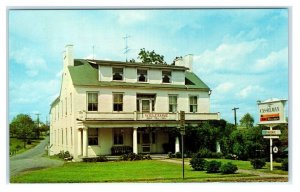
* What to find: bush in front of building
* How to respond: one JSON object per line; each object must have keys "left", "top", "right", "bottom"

{"left": 190, "top": 153, "right": 208, "bottom": 171}
{"left": 82, "top": 155, "right": 108, "bottom": 162}
{"left": 220, "top": 162, "right": 238, "bottom": 174}
{"left": 250, "top": 158, "right": 266, "bottom": 169}
{"left": 281, "top": 159, "right": 288, "bottom": 171}
{"left": 205, "top": 160, "right": 222, "bottom": 173}
{"left": 120, "top": 153, "right": 152, "bottom": 161}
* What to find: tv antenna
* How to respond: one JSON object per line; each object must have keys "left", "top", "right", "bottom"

{"left": 123, "top": 34, "right": 131, "bottom": 62}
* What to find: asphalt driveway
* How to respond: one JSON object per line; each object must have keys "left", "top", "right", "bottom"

{"left": 9, "top": 136, "right": 64, "bottom": 177}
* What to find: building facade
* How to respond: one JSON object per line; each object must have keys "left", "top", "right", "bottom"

{"left": 49, "top": 45, "right": 220, "bottom": 160}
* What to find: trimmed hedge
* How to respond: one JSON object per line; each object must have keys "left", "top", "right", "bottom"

{"left": 220, "top": 162, "right": 238, "bottom": 174}
{"left": 205, "top": 160, "right": 222, "bottom": 173}
{"left": 190, "top": 156, "right": 207, "bottom": 171}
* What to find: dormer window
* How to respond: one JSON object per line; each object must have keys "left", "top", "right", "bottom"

{"left": 113, "top": 67, "right": 123, "bottom": 81}
{"left": 137, "top": 69, "right": 148, "bottom": 82}
{"left": 162, "top": 70, "right": 171, "bottom": 83}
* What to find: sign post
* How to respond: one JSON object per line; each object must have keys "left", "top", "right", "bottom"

{"left": 258, "top": 98, "right": 287, "bottom": 171}
{"left": 179, "top": 111, "right": 185, "bottom": 179}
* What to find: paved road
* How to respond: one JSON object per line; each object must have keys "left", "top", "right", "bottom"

{"left": 9, "top": 136, "right": 64, "bottom": 177}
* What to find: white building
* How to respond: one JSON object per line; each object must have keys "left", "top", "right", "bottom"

{"left": 49, "top": 45, "right": 220, "bottom": 160}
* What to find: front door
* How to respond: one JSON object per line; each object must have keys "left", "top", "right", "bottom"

{"left": 141, "top": 99, "right": 150, "bottom": 113}
{"left": 142, "top": 132, "right": 151, "bottom": 153}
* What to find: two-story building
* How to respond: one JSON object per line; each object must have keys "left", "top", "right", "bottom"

{"left": 49, "top": 45, "right": 220, "bottom": 160}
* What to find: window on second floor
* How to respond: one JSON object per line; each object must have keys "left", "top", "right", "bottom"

{"left": 113, "top": 93, "right": 123, "bottom": 112}
{"left": 162, "top": 70, "right": 171, "bottom": 83}
{"left": 189, "top": 96, "right": 198, "bottom": 113}
{"left": 169, "top": 95, "right": 178, "bottom": 113}
{"left": 87, "top": 92, "right": 98, "bottom": 111}
{"left": 137, "top": 69, "right": 148, "bottom": 82}
{"left": 112, "top": 67, "right": 123, "bottom": 81}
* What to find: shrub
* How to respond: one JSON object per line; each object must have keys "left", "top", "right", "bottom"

{"left": 220, "top": 162, "right": 238, "bottom": 174}
{"left": 211, "top": 152, "right": 223, "bottom": 159}
{"left": 167, "top": 152, "right": 175, "bottom": 158}
{"left": 250, "top": 158, "right": 266, "bottom": 169}
{"left": 120, "top": 153, "right": 148, "bottom": 161}
{"left": 82, "top": 155, "right": 108, "bottom": 162}
{"left": 190, "top": 155, "right": 207, "bottom": 171}
{"left": 281, "top": 159, "right": 288, "bottom": 171}
{"left": 198, "top": 148, "right": 212, "bottom": 158}
{"left": 175, "top": 152, "right": 182, "bottom": 158}
{"left": 205, "top": 160, "right": 222, "bottom": 173}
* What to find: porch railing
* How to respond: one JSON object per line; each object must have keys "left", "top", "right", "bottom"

{"left": 78, "top": 111, "right": 220, "bottom": 121}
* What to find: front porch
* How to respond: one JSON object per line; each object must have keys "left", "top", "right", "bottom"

{"left": 76, "top": 125, "right": 181, "bottom": 158}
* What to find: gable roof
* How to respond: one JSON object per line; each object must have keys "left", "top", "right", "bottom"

{"left": 68, "top": 59, "right": 210, "bottom": 90}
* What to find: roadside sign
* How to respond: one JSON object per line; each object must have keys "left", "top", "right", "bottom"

{"left": 263, "top": 136, "right": 279, "bottom": 139}
{"left": 180, "top": 111, "right": 185, "bottom": 127}
{"left": 273, "top": 146, "right": 278, "bottom": 153}
{"left": 262, "top": 130, "right": 281, "bottom": 135}
{"left": 257, "top": 98, "right": 287, "bottom": 125}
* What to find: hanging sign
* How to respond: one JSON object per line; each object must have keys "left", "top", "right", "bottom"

{"left": 262, "top": 130, "right": 281, "bottom": 135}
{"left": 258, "top": 98, "right": 287, "bottom": 125}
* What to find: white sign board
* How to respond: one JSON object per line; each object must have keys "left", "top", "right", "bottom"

{"left": 263, "top": 136, "right": 279, "bottom": 139}
{"left": 258, "top": 99, "right": 287, "bottom": 125}
{"left": 262, "top": 130, "right": 281, "bottom": 135}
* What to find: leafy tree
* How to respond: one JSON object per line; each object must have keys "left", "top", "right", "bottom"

{"left": 239, "top": 113, "right": 254, "bottom": 128}
{"left": 138, "top": 48, "right": 167, "bottom": 64}
{"left": 9, "top": 114, "right": 35, "bottom": 148}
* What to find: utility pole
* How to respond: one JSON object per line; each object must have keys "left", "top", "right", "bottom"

{"left": 35, "top": 113, "right": 40, "bottom": 139}
{"left": 232, "top": 107, "right": 239, "bottom": 128}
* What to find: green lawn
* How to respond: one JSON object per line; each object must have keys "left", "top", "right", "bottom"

{"left": 11, "top": 160, "right": 255, "bottom": 183}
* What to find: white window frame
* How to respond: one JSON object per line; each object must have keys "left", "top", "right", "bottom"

{"left": 87, "top": 92, "right": 98, "bottom": 112}
{"left": 137, "top": 68, "right": 148, "bottom": 83}
{"left": 189, "top": 95, "right": 198, "bottom": 113}
{"left": 168, "top": 95, "right": 178, "bottom": 113}
{"left": 112, "top": 67, "right": 124, "bottom": 81}
{"left": 162, "top": 70, "right": 172, "bottom": 83}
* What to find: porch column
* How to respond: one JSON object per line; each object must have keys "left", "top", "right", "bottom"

{"left": 175, "top": 137, "right": 180, "bottom": 153}
{"left": 77, "top": 129, "right": 82, "bottom": 156}
{"left": 82, "top": 127, "right": 88, "bottom": 157}
{"left": 133, "top": 127, "right": 138, "bottom": 154}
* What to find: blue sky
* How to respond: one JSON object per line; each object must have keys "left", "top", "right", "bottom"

{"left": 8, "top": 9, "right": 289, "bottom": 124}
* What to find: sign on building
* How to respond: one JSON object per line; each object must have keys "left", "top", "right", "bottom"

{"left": 258, "top": 98, "right": 287, "bottom": 125}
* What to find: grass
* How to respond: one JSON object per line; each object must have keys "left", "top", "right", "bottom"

{"left": 11, "top": 160, "right": 255, "bottom": 183}
{"left": 9, "top": 137, "right": 42, "bottom": 156}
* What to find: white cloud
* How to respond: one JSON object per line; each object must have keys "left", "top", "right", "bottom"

{"left": 253, "top": 47, "right": 288, "bottom": 72}
{"left": 10, "top": 79, "right": 60, "bottom": 105}
{"left": 117, "top": 11, "right": 148, "bottom": 25}
{"left": 10, "top": 48, "right": 47, "bottom": 77}
{"left": 214, "top": 82, "right": 234, "bottom": 93}
{"left": 194, "top": 39, "right": 266, "bottom": 73}
{"left": 236, "top": 85, "right": 264, "bottom": 98}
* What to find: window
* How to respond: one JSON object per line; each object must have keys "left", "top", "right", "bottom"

{"left": 66, "top": 128, "right": 68, "bottom": 146}
{"left": 137, "top": 69, "right": 147, "bottom": 82}
{"left": 70, "top": 93, "right": 72, "bottom": 114}
{"left": 70, "top": 127, "right": 73, "bottom": 146}
{"left": 87, "top": 92, "right": 98, "bottom": 111}
{"left": 189, "top": 96, "right": 198, "bottom": 112}
{"left": 169, "top": 95, "right": 177, "bottom": 112}
{"left": 113, "top": 129, "right": 124, "bottom": 145}
{"left": 113, "top": 67, "right": 123, "bottom": 80}
{"left": 65, "top": 97, "right": 67, "bottom": 115}
{"left": 162, "top": 71, "right": 171, "bottom": 83}
{"left": 88, "top": 128, "right": 98, "bottom": 145}
{"left": 113, "top": 93, "right": 123, "bottom": 112}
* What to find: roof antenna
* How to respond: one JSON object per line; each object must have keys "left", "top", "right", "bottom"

{"left": 123, "top": 34, "right": 130, "bottom": 62}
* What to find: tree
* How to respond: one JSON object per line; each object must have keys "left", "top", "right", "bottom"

{"left": 9, "top": 114, "right": 35, "bottom": 148}
{"left": 239, "top": 113, "right": 254, "bottom": 128}
{"left": 137, "top": 48, "right": 167, "bottom": 64}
